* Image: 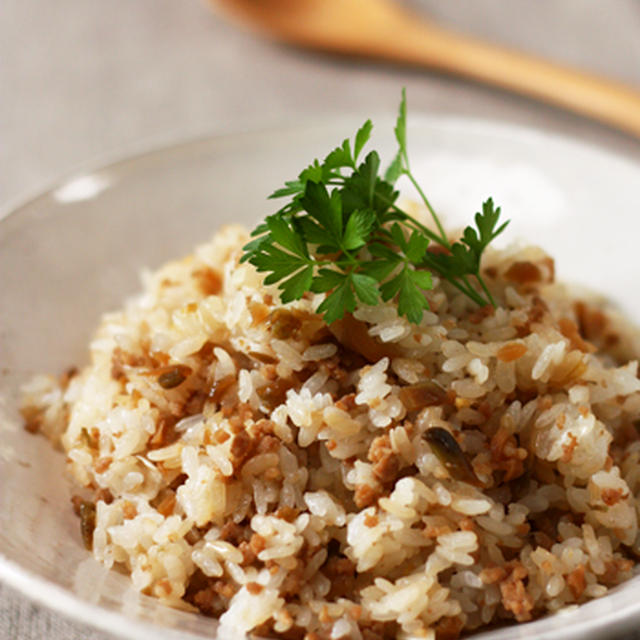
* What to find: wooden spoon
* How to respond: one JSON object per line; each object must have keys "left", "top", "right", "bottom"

{"left": 213, "top": 0, "right": 640, "bottom": 139}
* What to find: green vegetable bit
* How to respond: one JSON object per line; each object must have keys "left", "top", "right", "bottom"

{"left": 241, "top": 89, "right": 509, "bottom": 325}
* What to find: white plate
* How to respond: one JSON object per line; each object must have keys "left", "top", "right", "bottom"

{"left": 1, "top": 116, "right": 640, "bottom": 640}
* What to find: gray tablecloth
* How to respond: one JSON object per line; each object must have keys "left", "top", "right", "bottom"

{"left": 1, "top": 1, "right": 639, "bottom": 637}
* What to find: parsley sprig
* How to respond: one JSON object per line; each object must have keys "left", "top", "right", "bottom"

{"left": 241, "top": 90, "right": 509, "bottom": 325}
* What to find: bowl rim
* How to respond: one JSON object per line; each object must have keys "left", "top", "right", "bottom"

{"left": 3, "top": 108, "right": 638, "bottom": 227}
{"left": 0, "top": 555, "right": 205, "bottom": 640}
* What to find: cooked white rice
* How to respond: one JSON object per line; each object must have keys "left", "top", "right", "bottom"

{"left": 22, "top": 224, "right": 640, "bottom": 639}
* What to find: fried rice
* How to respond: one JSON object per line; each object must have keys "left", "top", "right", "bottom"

{"left": 21, "top": 223, "right": 640, "bottom": 639}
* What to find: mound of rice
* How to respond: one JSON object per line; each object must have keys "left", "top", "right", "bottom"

{"left": 22, "top": 224, "right": 640, "bottom": 639}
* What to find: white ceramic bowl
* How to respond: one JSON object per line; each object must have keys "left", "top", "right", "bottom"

{"left": 1, "top": 117, "right": 640, "bottom": 639}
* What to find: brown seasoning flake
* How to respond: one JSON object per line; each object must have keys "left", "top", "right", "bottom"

{"left": 246, "top": 581, "right": 264, "bottom": 595}
{"left": 157, "top": 578, "right": 173, "bottom": 597}
{"left": 21, "top": 405, "right": 43, "bottom": 433}
{"left": 434, "top": 616, "right": 465, "bottom": 640}
{"left": 122, "top": 501, "right": 138, "bottom": 519}
{"left": 154, "top": 490, "right": 176, "bottom": 517}
{"left": 566, "top": 565, "right": 586, "bottom": 599}
{"left": 499, "top": 561, "right": 534, "bottom": 621}
{"left": 354, "top": 484, "right": 379, "bottom": 509}
{"left": 349, "top": 605, "right": 363, "bottom": 621}
{"left": 558, "top": 317, "right": 596, "bottom": 353}
{"left": 601, "top": 487, "right": 629, "bottom": 506}
{"left": 318, "top": 605, "right": 332, "bottom": 624}
{"left": 368, "top": 435, "right": 399, "bottom": 484}
{"left": 94, "top": 456, "right": 112, "bottom": 473}
{"left": 364, "top": 514, "right": 379, "bottom": 528}
{"left": 480, "top": 565, "right": 508, "bottom": 584}
{"left": 275, "top": 506, "right": 299, "bottom": 523}
{"left": 193, "top": 267, "right": 223, "bottom": 296}
{"left": 249, "top": 301, "right": 271, "bottom": 326}
{"left": 238, "top": 540, "right": 256, "bottom": 565}
{"left": 560, "top": 433, "right": 578, "bottom": 463}
{"left": 504, "top": 261, "right": 542, "bottom": 285}
{"left": 496, "top": 342, "right": 528, "bottom": 363}
{"left": 230, "top": 430, "right": 252, "bottom": 461}
{"left": 468, "top": 304, "right": 496, "bottom": 324}
{"left": 213, "top": 429, "right": 231, "bottom": 444}
{"left": 249, "top": 533, "right": 267, "bottom": 555}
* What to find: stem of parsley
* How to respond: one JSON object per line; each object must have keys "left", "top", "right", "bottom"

{"left": 420, "top": 253, "right": 487, "bottom": 307}
{"left": 404, "top": 172, "right": 450, "bottom": 250}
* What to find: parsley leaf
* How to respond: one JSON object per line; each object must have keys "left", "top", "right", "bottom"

{"left": 464, "top": 198, "right": 509, "bottom": 257}
{"left": 351, "top": 273, "right": 380, "bottom": 306}
{"left": 251, "top": 244, "right": 307, "bottom": 284}
{"left": 394, "top": 87, "right": 408, "bottom": 165}
{"left": 343, "top": 209, "right": 376, "bottom": 251}
{"left": 241, "top": 90, "right": 510, "bottom": 325}
{"left": 354, "top": 120, "right": 373, "bottom": 162}
{"left": 316, "top": 277, "right": 357, "bottom": 324}
{"left": 279, "top": 265, "right": 314, "bottom": 303}
{"left": 323, "top": 138, "right": 354, "bottom": 172}
{"left": 299, "top": 181, "right": 343, "bottom": 243}
{"left": 384, "top": 152, "right": 404, "bottom": 184}
{"left": 266, "top": 215, "right": 308, "bottom": 259}
{"left": 310, "top": 268, "right": 344, "bottom": 293}
{"left": 406, "top": 230, "right": 430, "bottom": 264}
{"left": 379, "top": 266, "right": 431, "bottom": 325}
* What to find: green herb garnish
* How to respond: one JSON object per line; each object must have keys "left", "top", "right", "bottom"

{"left": 241, "top": 90, "right": 509, "bottom": 325}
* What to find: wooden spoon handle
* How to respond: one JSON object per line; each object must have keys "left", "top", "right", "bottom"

{"left": 214, "top": 0, "right": 640, "bottom": 138}
{"left": 344, "top": 19, "right": 640, "bottom": 139}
